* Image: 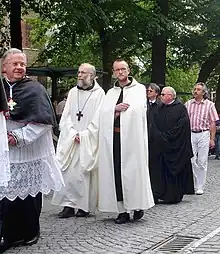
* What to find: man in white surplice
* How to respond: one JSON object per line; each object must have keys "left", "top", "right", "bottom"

{"left": 52, "top": 63, "right": 105, "bottom": 218}
{"left": 98, "top": 59, "right": 155, "bottom": 224}
{"left": 0, "top": 48, "right": 64, "bottom": 253}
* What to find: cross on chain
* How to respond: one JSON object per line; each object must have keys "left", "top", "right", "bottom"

{"left": 76, "top": 111, "right": 83, "bottom": 121}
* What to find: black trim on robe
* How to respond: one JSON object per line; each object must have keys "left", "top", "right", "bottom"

{"left": 3, "top": 78, "right": 56, "bottom": 125}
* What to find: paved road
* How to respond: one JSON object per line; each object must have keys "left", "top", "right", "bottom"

{"left": 5, "top": 157, "right": 220, "bottom": 253}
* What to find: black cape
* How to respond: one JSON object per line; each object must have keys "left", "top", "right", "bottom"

{"left": 151, "top": 99, "right": 194, "bottom": 202}
{"left": 0, "top": 81, "right": 8, "bottom": 112}
{"left": 3, "top": 78, "right": 56, "bottom": 125}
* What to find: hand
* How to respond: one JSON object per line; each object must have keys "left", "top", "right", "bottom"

{"left": 75, "top": 133, "right": 80, "bottom": 144}
{"left": 210, "top": 139, "right": 215, "bottom": 149}
{"left": 8, "top": 133, "right": 16, "bottom": 146}
{"left": 115, "top": 103, "right": 130, "bottom": 112}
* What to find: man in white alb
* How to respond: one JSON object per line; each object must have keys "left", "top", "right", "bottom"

{"left": 52, "top": 63, "right": 105, "bottom": 218}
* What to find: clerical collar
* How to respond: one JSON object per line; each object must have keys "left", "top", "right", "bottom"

{"left": 77, "top": 81, "right": 95, "bottom": 91}
{"left": 149, "top": 99, "right": 156, "bottom": 104}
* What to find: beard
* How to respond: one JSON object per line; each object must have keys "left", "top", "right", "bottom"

{"left": 78, "top": 76, "right": 93, "bottom": 88}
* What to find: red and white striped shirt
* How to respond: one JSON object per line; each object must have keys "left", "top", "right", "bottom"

{"left": 185, "top": 99, "right": 219, "bottom": 131}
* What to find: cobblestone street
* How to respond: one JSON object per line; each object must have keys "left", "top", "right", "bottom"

{"left": 5, "top": 157, "right": 220, "bottom": 254}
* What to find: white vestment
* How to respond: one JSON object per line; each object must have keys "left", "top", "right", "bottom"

{"left": 98, "top": 78, "right": 155, "bottom": 212}
{"left": 0, "top": 112, "right": 10, "bottom": 187}
{"left": 52, "top": 81, "right": 105, "bottom": 212}
{"left": 0, "top": 119, "right": 64, "bottom": 201}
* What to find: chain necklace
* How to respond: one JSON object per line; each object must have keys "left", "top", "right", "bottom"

{"left": 77, "top": 89, "right": 93, "bottom": 121}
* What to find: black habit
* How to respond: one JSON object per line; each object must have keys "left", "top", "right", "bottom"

{"left": 151, "top": 99, "right": 194, "bottom": 203}
{"left": 113, "top": 79, "right": 131, "bottom": 202}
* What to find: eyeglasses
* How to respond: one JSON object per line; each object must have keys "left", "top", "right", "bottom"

{"left": 161, "top": 93, "right": 172, "bottom": 96}
{"left": 113, "top": 68, "right": 127, "bottom": 72}
{"left": 147, "top": 89, "right": 154, "bottom": 93}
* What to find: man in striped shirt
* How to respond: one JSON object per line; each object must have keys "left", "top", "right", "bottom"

{"left": 185, "top": 82, "right": 219, "bottom": 195}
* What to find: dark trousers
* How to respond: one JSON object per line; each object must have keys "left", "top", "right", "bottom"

{"left": 0, "top": 192, "right": 42, "bottom": 244}
{"left": 113, "top": 131, "right": 123, "bottom": 201}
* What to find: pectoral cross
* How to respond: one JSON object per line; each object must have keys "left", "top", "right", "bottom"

{"left": 76, "top": 111, "right": 83, "bottom": 121}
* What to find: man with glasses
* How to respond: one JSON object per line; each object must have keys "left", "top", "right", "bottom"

{"left": 98, "top": 59, "right": 154, "bottom": 224}
{"left": 146, "top": 83, "right": 162, "bottom": 203}
{"left": 185, "top": 82, "right": 218, "bottom": 195}
{"left": 52, "top": 63, "right": 105, "bottom": 218}
{"left": 0, "top": 48, "right": 64, "bottom": 252}
{"left": 152, "top": 86, "right": 194, "bottom": 204}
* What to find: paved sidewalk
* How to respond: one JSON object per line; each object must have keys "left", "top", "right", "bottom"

{"left": 5, "top": 157, "right": 220, "bottom": 253}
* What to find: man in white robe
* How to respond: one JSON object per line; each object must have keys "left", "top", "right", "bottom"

{"left": 98, "top": 59, "right": 154, "bottom": 224}
{"left": 0, "top": 48, "right": 64, "bottom": 253}
{"left": 52, "top": 63, "right": 105, "bottom": 218}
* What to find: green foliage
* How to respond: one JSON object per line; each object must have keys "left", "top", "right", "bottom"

{"left": 166, "top": 65, "right": 199, "bottom": 102}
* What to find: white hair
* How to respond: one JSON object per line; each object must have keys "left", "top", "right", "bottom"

{"left": 164, "top": 86, "right": 176, "bottom": 99}
{"left": 1, "top": 48, "right": 27, "bottom": 64}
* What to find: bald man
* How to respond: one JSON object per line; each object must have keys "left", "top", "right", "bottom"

{"left": 151, "top": 86, "right": 194, "bottom": 204}
{"left": 52, "top": 63, "right": 105, "bottom": 218}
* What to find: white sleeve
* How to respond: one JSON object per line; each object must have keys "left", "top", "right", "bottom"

{"left": 11, "top": 123, "right": 52, "bottom": 147}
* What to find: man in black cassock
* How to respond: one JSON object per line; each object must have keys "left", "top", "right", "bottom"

{"left": 151, "top": 86, "right": 194, "bottom": 204}
{"left": 146, "top": 83, "right": 163, "bottom": 203}
{"left": 0, "top": 48, "right": 64, "bottom": 253}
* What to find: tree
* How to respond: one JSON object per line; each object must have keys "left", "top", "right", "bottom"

{"left": 151, "top": 0, "right": 168, "bottom": 85}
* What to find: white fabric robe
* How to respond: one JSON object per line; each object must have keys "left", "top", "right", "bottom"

{"left": 52, "top": 81, "right": 105, "bottom": 212}
{"left": 0, "top": 112, "right": 10, "bottom": 187}
{"left": 98, "top": 78, "right": 155, "bottom": 212}
{"left": 0, "top": 120, "right": 64, "bottom": 201}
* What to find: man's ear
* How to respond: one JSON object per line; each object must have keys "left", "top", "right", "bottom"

{"left": 128, "top": 68, "right": 130, "bottom": 75}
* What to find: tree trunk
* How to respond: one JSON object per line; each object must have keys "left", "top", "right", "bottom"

{"left": 151, "top": 0, "right": 168, "bottom": 86}
{"left": 197, "top": 48, "right": 220, "bottom": 83}
{"left": 10, "top": 0, "right": 22, "bottom": 49}
{"left": 100, "top": 29, "right": 113, "bottom": 92}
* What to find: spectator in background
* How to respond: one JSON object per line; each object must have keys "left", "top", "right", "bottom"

{"left": 185, "top": 82, "right": 219, "bottom": 195}
{"left": 56, "top": 92, "right": 68, "bottom": 123}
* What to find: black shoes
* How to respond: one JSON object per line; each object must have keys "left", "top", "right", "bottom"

{"left": 0, "top": 233, "right": 40, "bottom": 253}
{"left": 24, "top": 232, "right": 40, "bottom": 246}
{"left": 114, "top": 212, "right": 130, "bottom": 224}
{"left": 58, "top": 207, "right": 75, "bottom": 218}
{"left": 75, "top": 209, "right": 90, "bottom": 217}
{"left": 133, "top": 210, "right": 144, "bottom": 220}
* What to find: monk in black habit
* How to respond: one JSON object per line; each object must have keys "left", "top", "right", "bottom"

{"left": 151, "top": 86, "right": 194, "bottom": 204}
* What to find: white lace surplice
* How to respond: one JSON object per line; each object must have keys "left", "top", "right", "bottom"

{"left": 0, "top": 120, "right": 64, "bottom": 201}
{"left": 0, "top": 113, "right": 10, "bottom": 187}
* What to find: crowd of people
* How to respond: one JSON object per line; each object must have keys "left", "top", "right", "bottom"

{"left": 0, "top": 48, "right": 219, "bottom": 253}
